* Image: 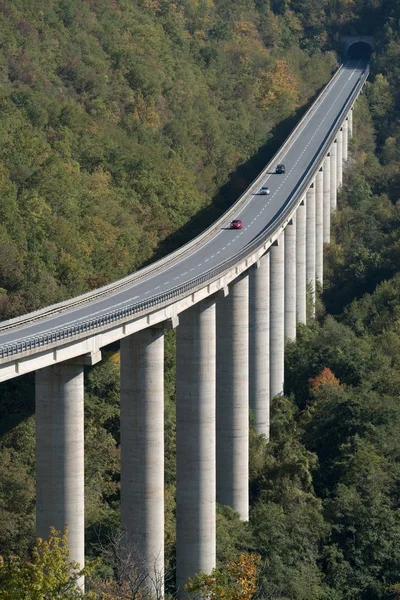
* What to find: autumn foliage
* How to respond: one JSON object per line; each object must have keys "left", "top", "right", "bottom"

{"left": 309, "top": 367, "right": 341, "bottom": 395}
{"left": 185, "top": 552, "right": 261, "bottom": 600}
{"left": 0, "top": 527, "right": 92, "bottom": 599}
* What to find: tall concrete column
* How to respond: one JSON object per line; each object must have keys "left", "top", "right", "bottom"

{"left": 284, "top": 217, "right": 296, "bottom": 342}
{"left": 176, "top": 298, "right": 216, "bottom": 597}
{"left": 337, "top": 127, "right": 343, "bottom": 190}
{"left": 121, "top": 328, "right": 164, "bottom": 596}
{"left": 349, "top": 108, "right": 353, "bottom": 138}
{"left": 323, "top": 154, "right": 331, "bottom": 243}
{"left": 330, "top": 141, "right": 338, "bottom": 212}
{"left": 296, "top": 197, "right": 306, "bottom": 325}
{"left": 306, "top": 182, "right": 316, "bottom": 313}
{"left": 36, "top": 360, "right": 85, "bottom": 584}
{"left": 270, "top": 234, "right": 285, "bottom": 398}
{"left": 315, "top": 168, "right": 324, "bottom": 286}
{"left": 217, "top": 273, "right": 249, "bottom": 520}
{"left": 343, "top": 118, "right": 349, "bottom": 162}
{"left": 249, "top": 253, "right": 270, "bottom": 438}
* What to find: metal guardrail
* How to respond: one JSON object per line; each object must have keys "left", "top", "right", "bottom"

{"left": 0, "top": 64, "right": 345, "bottom": 333}
{"left": 0, "top": 64, "right": 369, "bottom": 360}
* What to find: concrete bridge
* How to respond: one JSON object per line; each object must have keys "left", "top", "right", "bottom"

{"left": 0, "top": 60, "right": 369, "bottom": 597}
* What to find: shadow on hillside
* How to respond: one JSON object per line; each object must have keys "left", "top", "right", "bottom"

{"left": 149, "top": 90, "right": 320, "bottom": 261}
{"left": 0, "top": 80, "right": 330, "bottom": 433}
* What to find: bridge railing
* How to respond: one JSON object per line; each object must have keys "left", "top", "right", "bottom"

{"left": 0, "top": 63, "right": 369, "bottom": 360}
{"left": 0, "top": 63, "right": 346, "bottom": 334}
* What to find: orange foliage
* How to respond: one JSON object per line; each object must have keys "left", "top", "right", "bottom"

{"left": 309, "top": 367, "right": 340, "bottom": 395}
{"left": 186, "top": 552, "right": 261, "bottom": 600}
{"left": 228, "top": 552, "right": 260, "bottom": 600}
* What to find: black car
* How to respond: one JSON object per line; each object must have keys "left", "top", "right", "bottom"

{"left": 276, "top": 164, "right": 285, "bottom": 174}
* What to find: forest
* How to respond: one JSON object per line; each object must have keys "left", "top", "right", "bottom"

{"left": 1, "top": 0, "right": 400, "bottom": 598}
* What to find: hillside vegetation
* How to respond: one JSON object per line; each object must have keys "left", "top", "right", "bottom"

{"left": 0, "top": 0, "right": 341, "bottom": 319}
{"left": 2, "top": 0, "right": 400, "bottom": 599}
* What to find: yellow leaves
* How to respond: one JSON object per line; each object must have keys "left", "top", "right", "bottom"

{"left": 185, "top": 552, "right": 261, "bottom": 600}
{"left": 142, "top": 0, "right": 162, "bottom": 14}
{"left": 230, "top": 19, "right": 268, "bottom": 64}
{"left": 233, "top": 20, "right": 259, "bottom": 40}
{"left": 0, "top": 527, "right": 94, "bottom": 599}
{"left": 256, "top": 60, "right": 300, "bottom": 119}
{"left": 20, "top": 190, "right": 51, "bottom": 226}
{"left": 107, "top": 350, "right": 120, "bottom": 370}
{"left": 125, "top": 94, "right": 162, "bottom": 131}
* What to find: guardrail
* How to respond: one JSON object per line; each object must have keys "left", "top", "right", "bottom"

{"left": 0, "top": 63, "right": 345, "bottom": 333}
{"left": 0, "top": 63, "right": 369, "bottom": 360}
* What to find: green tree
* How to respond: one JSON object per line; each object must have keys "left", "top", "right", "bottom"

{"left": 0, "top": 528, "right": 94, "bottom": 600}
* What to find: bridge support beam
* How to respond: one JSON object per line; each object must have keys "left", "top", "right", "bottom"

{"left": 330, "top": 140, "right": 338, "bottom": 212}
{"left": 349, "top": 107, "right": 353, "bottom": 138}
{"left": 323, "top": 154, "right": 331, "bottom": 243}
{"left": 315, "top": 168, "right": 324, "bottom": 286}
{"left": 217, "top": 273, "right": 249, "bottom": 520}
{"left": 270, "top": 234, "right": 285, "bottom": 398}
{"left": 284, "top": 216, "right": 296, "bottom": 342}
{"left": 337, "top": 127, "right": 343, "bottom": 189}
{"left": 343, "top": 118, "right": 349, "bottom": 162}
{"left": 249, "top": 253, "right": 270, "bottom": 438}
{"left": 176, "top": 298, "right": 216, "bottom": 597}
{"left": 296, "top": 197, "right": 306, "bottom": 325}
{"left": 120, "top": 329, "right": 165, "bottom": 597}
{"left": 36, "top": 360, "right": 85, "bottom": 587}
{"left": 306, "top": 182, "right": 316, "bottom": 315}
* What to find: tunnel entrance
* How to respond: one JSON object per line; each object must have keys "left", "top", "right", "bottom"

{"left": 347, "top": 41, "right": 372, "bottom": 59}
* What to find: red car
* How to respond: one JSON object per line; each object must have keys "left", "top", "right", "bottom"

{"left": 230, "top": 219, "right": 243, "bottom": 229}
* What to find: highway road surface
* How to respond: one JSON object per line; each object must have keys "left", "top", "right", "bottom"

{"left": 0, "top": 59, "right": 368, "bottom": 351}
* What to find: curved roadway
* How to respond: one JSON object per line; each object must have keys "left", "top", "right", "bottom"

{"left": 0, "top": 60, "right": 367, "bottom": 350}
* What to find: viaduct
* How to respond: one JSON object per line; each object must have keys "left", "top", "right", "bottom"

{"left": 0, "top": 54, "right": 370, "bottom": 597}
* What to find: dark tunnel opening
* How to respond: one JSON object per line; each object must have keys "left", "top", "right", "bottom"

{"left": 347, "top": 41, "right": 372, "bottom": 59}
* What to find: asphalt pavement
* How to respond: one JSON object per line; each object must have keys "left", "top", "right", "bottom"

{"left": 0, "top": 60, "right": 368, "bottom": 349}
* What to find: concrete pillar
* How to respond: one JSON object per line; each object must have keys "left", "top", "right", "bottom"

{"left": 337, "top": 127, "right": 343, "bottom": 189}
{"left": 284, "top": 216, "right": 296, "bottom": 342}
{"left": 249, "top": 253, "right": 270, "bottom": 438}
{"left": 36, "top": 360, "right": 85, "bottom": 585}
{"left": 296, "top": 197, "right": 306, "bottom": 325}
{"left": 323, "top": 154, "right": 331, "bottom": 244}
{"left": 349, "top": 108, "right": 353, "bottom": 138}
{"left": 330, "top": 140, "right": 337, "bottom": 212}
{"left": 306, "top": 182, "right": 316, "bottom": 313}
{"left": 315, "top": 168, "right": 324, "bottom": 286}
{"left": 343, "top": 118, "right": 349, "bottom": 162}
{"left": 176, "top": 299, "right": 216, "bottom": 597}
{"left": 217, "top": 273, "right": 249, "bottom": 520}
{"left": 120, "top": 328, "right": 164, "bottom": 596}
{"left": 270, "top": 234, "right": 285, "bottom": 398}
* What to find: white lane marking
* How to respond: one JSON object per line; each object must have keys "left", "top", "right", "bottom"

{"left": 166, "top": 63, "right": 352, "bottom": 262}
{"left": 18, "top": 61, "right": 362, "bottom": 337}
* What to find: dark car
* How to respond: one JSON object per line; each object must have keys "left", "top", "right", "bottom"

{"left": 260, "top": 185, "right": 270, "bottom": 195}
{"left": 230, "top": 219, "right": 243, "bottom": 229}
{"left": 276, "top": 163, "right": 286, "bottom": 174}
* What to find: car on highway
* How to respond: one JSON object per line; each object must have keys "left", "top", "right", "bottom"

{"left": 230, "top": 219, "right": 243, "bottom": 229}
{"left": 276, "top": 163, "right": 285, "bottom": 174}
{"left": 260, "top": 185, "right": 270, "bottom": 195}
